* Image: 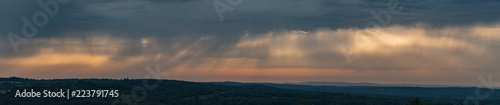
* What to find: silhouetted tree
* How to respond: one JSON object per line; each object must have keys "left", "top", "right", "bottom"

{"left": 409, "top": 96, "right": 423, "bottom": 105}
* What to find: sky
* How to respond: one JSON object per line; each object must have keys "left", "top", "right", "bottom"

{"left": 1, "top": 0, "right": 500, "bottom": 86}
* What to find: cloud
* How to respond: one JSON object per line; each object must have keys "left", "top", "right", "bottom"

{"left": 1, "top": 0, "right": 500, "bottom": 85}
{"left": 336, "top": 0, "right": 367, "bottom": 5}
{"left": 2, "top": 23, "right": 499, "bottom": 80}
{"left": 2, "top": 0, "right": 499, "bottom": 41}
{"left": 219, "top": 24, "right": 496, "bottom": 71}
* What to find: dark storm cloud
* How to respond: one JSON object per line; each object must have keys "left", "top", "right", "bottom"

{"left": 2, "top": 0, "right": 498, "bottom": 40}
{"left": 394, "top": 0, "right": 500, "bottom": 26}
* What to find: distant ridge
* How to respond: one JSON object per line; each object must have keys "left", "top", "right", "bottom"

{"left": 287, "top": 81, "right": 467, "bottom": 88}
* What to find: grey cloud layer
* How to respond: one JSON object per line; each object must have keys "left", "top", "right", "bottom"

{"left": 2, "top": 0, "right": 499, "bottom": 39}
